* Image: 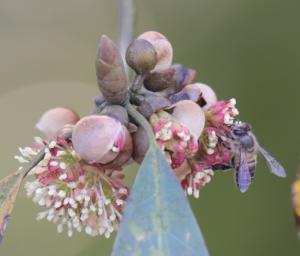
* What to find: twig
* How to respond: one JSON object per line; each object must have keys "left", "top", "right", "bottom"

{"left": 21, "top": 132, "right": 73, "bottom": 178}
{"left": 117, "top": 0, "right": 135, "bottom": 76}
{"left": 131, "top": 74, "right": 145, "bottom": 92}
{"left": 125, "top": 103, "right": 157, "bottom": 147}
{"left": 21, "top": 147, "right": 46, "bottom": 177}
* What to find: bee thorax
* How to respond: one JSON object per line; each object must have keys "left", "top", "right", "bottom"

{"left": 240, "top": 135, "right": 256, "bottom": 151}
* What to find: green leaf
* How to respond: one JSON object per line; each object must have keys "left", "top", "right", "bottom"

{"left": 0, "top": 170, "right": 24, "bottom": 243}
{"left": 112, "top": 144, "right": 209, "bottom": 256}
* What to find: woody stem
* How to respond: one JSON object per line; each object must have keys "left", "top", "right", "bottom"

{"left": 118, "top": 0, "right": 136, "bottom": 76}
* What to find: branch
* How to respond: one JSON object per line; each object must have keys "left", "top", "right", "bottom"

{"left": 125, "top": 103, "right": 157, "bottom": 147}
{"left": 117, "top": 0, "right": 135, "bottom": 76}
{"left": 21, "top": 146, "right": 46, "bottom": 177}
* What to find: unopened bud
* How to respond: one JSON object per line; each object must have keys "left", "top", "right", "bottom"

{"left": 126, "top": 39, "right": 157, "bottom": 74}
{"left": 138, "top": 31, "right": 173, "bottom": 71}
{"left": 100, "top": 105, "right": 129, "bottom": 126}
{"left": 93, "top": 94, "right": 106, "bottom": 106}
{"left": 132, "top": 127, "right": 149, "bottom": 164}
{"left": 137, "top": 95, "right": 171, "bottom": 119}
{"left": 144, "top": 64, "right": 196, "bottom": 93}
{"left": 56, "top": 124, "right": 74, "bottom": 140}
{"left": 96, "top": 35, "right": 128, "bottom": 104}
{"left": 72, "top": 115, "right": 126, "bottom": 164}
{"left": 36, "top": 107, "right": 79, "bottom": 138}
{"left": 170, "top": 100, "right": 205, "bottom": 139}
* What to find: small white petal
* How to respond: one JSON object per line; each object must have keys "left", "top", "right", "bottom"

{"left": 69, "top": 198, "right": 75, "bottom": 206}
{"left": 78, "top": 176, "right": 85, "bottom": 183}
{"left": 59, "top": 162, "right": 67, "bottom": 170}
{"left": 81, "top": 208, "right": 89, "bottom": 214}
{"left": 14, "top": 156, "right": 29, "bottom": 163}
{"left": 50, "top": 161, "right": 59, "bottom": 167}
{"left": 116, "top": 199, "right": 124, "bottom": 206}
{"left": 54, "top": 201, "right": 62, "bottom": 208}
{"left": 206, "top": 148, "right": 214, "bottom": 155}
{"left": 90, "top": 205, "right": 96, "bottom": 212}
{"left": 104, "top": 231, "right": 111, "bottom": 238}
{"left": 111, "top": 146, "right": 120, "bottom": 153}
{"left": 85, "top": 226, "right": 93, "bottom": 235}
{"left": 59, "top": 173, "right": 67, "bottom": 180}
{"left": 84, "top": 195, "right": 91, "bottom": 203}
{"left": 187, "top": 187, "right": 193, "bottom": 195}
{"left": 195, "top": 172, "right": 205, "bottom": 180}
{"left": 99, "top": 227, "right": 105, "bottom": 235}
{"left": 104, "top": 199, "right": 111, "bottom": 205}
{"left": 67, "top": 229, "right": 73, "bottom": 237}
{"left": 49, "top": 141, "right": 57, "bottom": 149}
{"left": 230, "top": 98, "right": 236, "bottom": 106}
{"left": 67, "top": 182, "right": 77, "bottom": 189}
{"left": 193, "top": 190, "right": 200, "bottom": 199}
{"left": 57, "top": 150, "right": 66, "bottom": 156}
{"left": 38, "top": 198, "right": 46, "bottom": 206}
{"left": 68, "top": 209, "right": 76, "bottom": 218}
{"left": 36, "top": 211, "right": 48, "bottom": 220}
{"left": 48, "top": 189, "right": 57, "bottom": 196}
{"left": 34, "top": 136, "right": 44, "bottom": 145}
{"left": 57, "top": 224, "right": 63, "bottom": 233}
{"left": 109, "top": 214, "right": 116, "bottom": 222}
{"left": 118, "top": 188, "right": 127, "bottom": 194}
{"left": 58, "top": 190, "right": 66, "bottom": 198}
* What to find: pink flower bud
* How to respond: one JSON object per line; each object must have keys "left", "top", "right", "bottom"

{"left": 170, "top": 100, "right": 205, "bottom": 139}
{"left": 72, "top": 115, "right": 127, "bottom": 164}
{"left": 138, "top": 31, "right": 173, "bottom": 71}
{"left": 36, "top": 107, "right": 80, "bottom": 138}
{"left": 181, "top": 83, "right": 217, "bottom": 110}
{"left": 101, "top": 128, "right": 133, "bottom": 169}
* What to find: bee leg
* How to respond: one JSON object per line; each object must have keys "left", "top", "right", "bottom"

{"left": 212, "top": 164, "right": 232, "bottom": 171}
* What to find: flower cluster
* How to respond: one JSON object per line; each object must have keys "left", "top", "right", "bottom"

{"left": 148, "top": 98, "right": 239, "bottom": 197}
{"left": 18, "top": 134, "right": 128, "bottom": 238}
{"left": 14, "top": 30, "right": 281, "bottom": 239}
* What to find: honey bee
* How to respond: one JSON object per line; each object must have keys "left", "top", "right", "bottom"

{"left": 230, "top": 122, "right": 286, "bottom": 192}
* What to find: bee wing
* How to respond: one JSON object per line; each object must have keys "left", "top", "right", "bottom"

{"left": 258, "top": 146, "right": 286, "bottom": 178}
{"left": 236, "top": 149, "right": 251, "bottom": 193}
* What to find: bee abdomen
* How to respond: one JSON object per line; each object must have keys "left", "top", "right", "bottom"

{"left": 248, "top": 159, "right": 257, "bottom": 180}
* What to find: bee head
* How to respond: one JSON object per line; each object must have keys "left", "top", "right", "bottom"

{"left": 232, "top": 122, "right": 252, "bottom": 136}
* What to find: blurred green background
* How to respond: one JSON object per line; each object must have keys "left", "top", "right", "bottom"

{"left": 0, "top": 0, "right": 299, "bottom": 255}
